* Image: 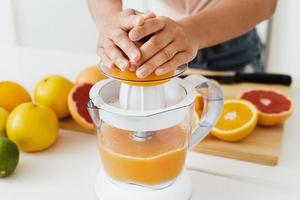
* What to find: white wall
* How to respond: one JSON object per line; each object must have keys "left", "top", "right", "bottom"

{"left": 266, "top": 0, "right": 300, "bottom": 78}
{"left": 0, "top": 0, "right": 16, "bottom": 46}
{"left": 13, "top": 0, "right": 98, "bottom": 54}
{"left": 12, "top": 0, "right": 145, "bottom": 54}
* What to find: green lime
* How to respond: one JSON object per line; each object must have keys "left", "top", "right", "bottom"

{"left": 0, "top": 137, "right": 19, "bottom": 178}
{"left": 0, "top": 107, "right": 9, "bottom": 137}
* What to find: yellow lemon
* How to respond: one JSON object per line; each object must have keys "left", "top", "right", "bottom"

{"left": 0, "top": 107, "right": 9, "bottom": 137}
{"left": 211, "top": 99, "right": 258, "bottom": 142}
{"left": 34, "top": 75, "right": 73, "bottom": 119}
{"left": 6, "top": 103, "right": 59, "bottom": 152}
{"left": 0, "top": 81, "right": 31, "bottom": 112}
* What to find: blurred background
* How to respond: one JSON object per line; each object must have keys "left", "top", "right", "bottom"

{"left": 0, "top": 0, "right": 299, "bottom": 78}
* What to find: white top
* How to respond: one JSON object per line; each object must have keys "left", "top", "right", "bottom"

{"left": 0, "top": 46, "right": 299, "bottom": 200}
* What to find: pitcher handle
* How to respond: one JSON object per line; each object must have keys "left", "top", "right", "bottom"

{"left": 185, "top": 75, "right": 224, "bottom": 148}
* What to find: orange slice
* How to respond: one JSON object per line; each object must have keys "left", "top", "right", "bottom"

{"left": 211, "top": 99, "right": 258, "bottom": 142}
{"left": 111, "top": 68, "right": 175, "bottom": 86}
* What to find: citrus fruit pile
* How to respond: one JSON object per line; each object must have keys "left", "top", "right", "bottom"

{"left": 193, "top": 88, "right": 293, "bottom": 142}
{"left": 0, "top": 64, "right": 106, "bottom": 177}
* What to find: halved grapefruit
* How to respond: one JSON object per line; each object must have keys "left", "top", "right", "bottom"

{"left": 76, "top": 65, "right": 107, "bottom": 84}
{"left": 68, "top": 83, "right": 94, "bottom": 130}
{"left": 240, "top": 89, "right": 293, "bottom": 126}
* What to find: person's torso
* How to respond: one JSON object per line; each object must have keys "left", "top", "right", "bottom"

{"left": 146, "top": 0, "right": 219, "bottom": 20}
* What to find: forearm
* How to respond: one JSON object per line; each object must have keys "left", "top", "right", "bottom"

{"left": 87, "top": 0, "right": 122, "bottom": 29}
{"left": 181, "top": 0, "right": 277, "bottom": 49}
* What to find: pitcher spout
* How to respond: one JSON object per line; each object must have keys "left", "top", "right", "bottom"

{"left": 87, "top": 98, "right": 101, "bottom": 129}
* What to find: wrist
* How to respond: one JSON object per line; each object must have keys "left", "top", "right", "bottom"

{"left": 95, "top": 11, "right": 121, "bottom": 32}
{"left": 178, "top": 17, "right": 207, "bottom": 50}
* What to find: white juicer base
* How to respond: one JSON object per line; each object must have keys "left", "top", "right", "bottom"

{"left": 95, "top": 169, "right": 192, "bottom": 200}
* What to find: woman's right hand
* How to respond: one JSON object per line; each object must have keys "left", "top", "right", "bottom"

{"left": 96, "top": 9, "right": 155, "bottom": 71}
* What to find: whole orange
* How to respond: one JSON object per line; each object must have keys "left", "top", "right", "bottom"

{"left": 0, "top": 81, "right": 31, "bottom": 112}
{"left": 34, "top": 75, "right": 73, "bottom": 119}
{"left": 76, "top": 65, "right": 107, "bottom": 85}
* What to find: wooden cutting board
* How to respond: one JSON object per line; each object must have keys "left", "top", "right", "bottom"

{"left": 60, "top": 81, "right": 290, "bottom": 166}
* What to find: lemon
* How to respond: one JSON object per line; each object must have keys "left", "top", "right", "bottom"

{"left": 0, "top": 137, "right": 19, "bottom": 177}
{"left": 6, "top": 103, "right": 59, "bottom": 152}
{"left": 34, "top": 75, "right": 73, "bottom": 119}
{"left": 211, "top": 99, "right": 258, "bottom": 142}
{"left": 0, "top": 107, "right": 9, "bottom": 137}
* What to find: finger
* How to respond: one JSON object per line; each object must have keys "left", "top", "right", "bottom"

{"left": 155, "top": 52, "right": 190, "bottom": 75}
{"left": 141, "top": 12, "right": 156, "bottom": 20}
{"left": 136, "top": 42, "right": 177, "bottom": 78}
{"left": 104, "top": 40, "right": 129, "bottom": 71}
{"left": 111, "top": 30, "right": 141, "bottom": 63}
{"left": 129, "top": 18, "right": 165, "bottom": 41}
{"left": 97, "top": 48, "right": 115, "bottom": 69}
{"left": 134, "top": 10, "right": 156, "bottom": 20}
{"left": 136, "top": 31, "right": 173, "bottom": 66}
{"left": 118, "top": 15, "right": 145, "bottom": 30}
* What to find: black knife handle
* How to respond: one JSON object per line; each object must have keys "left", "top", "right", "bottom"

{"left": 237, "top": 73, "right": 292, "bottom": 86}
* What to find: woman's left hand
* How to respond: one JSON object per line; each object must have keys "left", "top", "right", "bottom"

{"left": 128, "top": 16, "right": 199, "bottom": 78}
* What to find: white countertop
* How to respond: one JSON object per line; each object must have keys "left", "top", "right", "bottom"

{"left": 0, "top": 46, "right": 299, "bottom": 200}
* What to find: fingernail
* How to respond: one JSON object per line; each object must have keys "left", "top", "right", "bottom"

{"left": 129, "top": 52, "right": 139, "bottom": 63}
{"left": 136, "top": 68, "right": 148, "bottom": 78}
{"left": 116, "top": 60, "right": 127, "bottom": 71}
{"left": 155, "top": 68, "right": 166, "bottom": 76}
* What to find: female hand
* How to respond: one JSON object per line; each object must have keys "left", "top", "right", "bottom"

{"left": 128, "top": 16, "right": 199, "bottom": 78}
{"left": 97, "top": 9, "right": 155, "bottom": 71}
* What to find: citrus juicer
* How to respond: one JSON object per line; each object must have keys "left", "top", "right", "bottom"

{"left": 87, "top": 64, "right": 223, "bottom": 200}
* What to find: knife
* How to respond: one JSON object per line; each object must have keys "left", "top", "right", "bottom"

{"left": 180, "top": 72, "right": 292, "bottom": 86}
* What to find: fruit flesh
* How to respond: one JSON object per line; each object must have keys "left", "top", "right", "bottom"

{"left": 99, "top": 124, "right": 188, "bottom": 186}
{"left": 241, "top": 90, "right": 291, "bottom": 114}
{"left": 71, "top": 84, "right": 93, "bottom": 123}
{"left": 215, "top": 102, "right": 254, "bottom": 131}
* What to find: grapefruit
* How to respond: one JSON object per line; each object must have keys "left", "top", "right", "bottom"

{"left": 0, "top": 81, "right": 31, "bottom": 112}
{"left": 76, "top": 65, "right": 107, "bottom": 84}
{"left": 240, "top": 89, "right": 293, "bottom": 126}
{"left": 110, "top": 68, "right": 174, "bottom": 86}
{"left": 34, "top": 75, "right": 73, "bottom": 119}
{"left": 211, "top": 99, "right": 258, "bottom": 142}
{"left": 68, "top": 83, "right": 94, "bottom": 130}
{"left": 6, "top": 103, "right": 59, "bottom": 152}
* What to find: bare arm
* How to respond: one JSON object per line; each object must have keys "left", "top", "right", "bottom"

{"left": 182, "top": 0, "right": 278, "bottom": 49}
{"left": 87, "top": 0, "right": 122, "bottom": 31}
{"left": 128, "top": 0, "right": 277, "bottom": 77}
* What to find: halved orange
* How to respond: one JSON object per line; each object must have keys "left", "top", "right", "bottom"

{"left": 211, "top": 99, "right": 258, "bottom": 142}
{"left": 110, "top": 68, "right": 175, "bottom": 86}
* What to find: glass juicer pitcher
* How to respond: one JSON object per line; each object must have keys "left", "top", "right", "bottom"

{"left": 87, "top": 64, "right": 223, "bottom": 200}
